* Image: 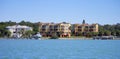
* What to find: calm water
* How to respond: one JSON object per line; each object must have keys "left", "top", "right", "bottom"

{"left": 0, "top": 39, "right": 120, "bottom": 59}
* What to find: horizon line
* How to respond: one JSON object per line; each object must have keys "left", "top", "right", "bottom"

{"left": 0, "top": 20, "right": 119, "bottom": 25}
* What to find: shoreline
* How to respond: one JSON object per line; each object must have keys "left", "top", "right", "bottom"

{"left": 39, "top": 37, "right": 93, "bottom": 40}
{"left": 0, "top": 37, "right": 120, "bottom": 40}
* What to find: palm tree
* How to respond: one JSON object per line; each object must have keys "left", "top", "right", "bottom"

{"left": 23, "top": 30, "right": 34, "bottom": 38}
{"left": 50, "top": 32, "right": 59, "bottom": 39}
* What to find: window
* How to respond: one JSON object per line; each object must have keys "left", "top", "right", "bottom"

{"left": 85, "top": 26, "right": 88, "bottom": 28}
{"left": 78, "top": 26, "right": 82, "bottom": 28}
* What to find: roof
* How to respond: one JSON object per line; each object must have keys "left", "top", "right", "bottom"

{"left": 6, "top": 25, "right": 32, "bottom": 29}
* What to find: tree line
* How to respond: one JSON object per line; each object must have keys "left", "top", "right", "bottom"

{"left": 98, "top": 23, "right": 120, "bottom": 36}
{"left": 0, "top": 21, "right": 120, "bottom": 38}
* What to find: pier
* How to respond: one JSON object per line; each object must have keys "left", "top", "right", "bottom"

{"left": 93, "top": 36, "right": 115, "bottom": 40}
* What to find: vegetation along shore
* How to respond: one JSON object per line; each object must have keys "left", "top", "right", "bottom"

{"left": 0, "top": 20, "right": 120, "bottom": 40}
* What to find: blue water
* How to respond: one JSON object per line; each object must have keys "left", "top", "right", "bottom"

{"left": 0, "top": 39, "right": 120, "bottom": 59}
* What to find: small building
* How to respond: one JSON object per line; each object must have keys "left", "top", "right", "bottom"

{"left": 6, "top": 25, "right": 32, "bottom": 38}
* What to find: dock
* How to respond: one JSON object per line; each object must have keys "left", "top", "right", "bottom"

{"left": 93, "top": 36, "right": 115, "bottom": 40}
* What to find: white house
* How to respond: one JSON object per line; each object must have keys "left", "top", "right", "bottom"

{"left": 6, "top": 25, "right": 32, "bottom": 38}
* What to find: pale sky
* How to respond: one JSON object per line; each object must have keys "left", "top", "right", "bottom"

{"left": 0, "top": 0, "right": 120, "bottom": 24}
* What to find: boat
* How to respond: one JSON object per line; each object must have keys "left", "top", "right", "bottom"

{"left": 31, "top": 33, "right": 42, "bottom": 39}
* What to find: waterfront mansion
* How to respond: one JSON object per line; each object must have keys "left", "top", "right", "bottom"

{"left": 6, "top": 25, "right": 32, "bottom": 38}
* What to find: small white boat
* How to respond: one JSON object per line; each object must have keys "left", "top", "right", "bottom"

{"left": 31, "top": 33, "right": 42, "bottom": 39}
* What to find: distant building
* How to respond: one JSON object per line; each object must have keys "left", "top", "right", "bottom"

{"left": 6, "top": 25, "right": 32, "bottom": 38}
{"left": 39, "top": 22, "right": 71, "bottom": 37}
{"left": 72, "top": 20, "right": 98, "bottom": 36}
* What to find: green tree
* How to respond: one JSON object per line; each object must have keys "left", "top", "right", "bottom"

{"left": 86, "top": 32, "right": 92, "bottom": 37}
{"left": 104, "top": 30, "right": 111, "bottom": 36}
{"left": 91, "top": 32, "right": 98, "bottom": 36}
{"left": 78, "top": 32, "right": 83, "bottom": 36}
{"left": 22, "top": 30, "right": 34, "bottom": 38}
{"left": 116, "top": 30, "right": 120, "bottom": 36}
{"left": 0, "top": 29, "right": 11, "bottom": 37}
{"left": 98, "top": 31, "right": 104, "bottom": 36}
{"left": 5, "top": 30, "right": 11, "bottom": 37}
{"left": 33, "top": 23, "right": 39, "bottom": 34}
{"left": 111, "top": 31, "right": 116, "bottom": 36}
{"left": 50, "top": 32, "right": 58, "bottom": 39}
{"left": 98, "top": 25, "right": 105, "bottom": 36}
